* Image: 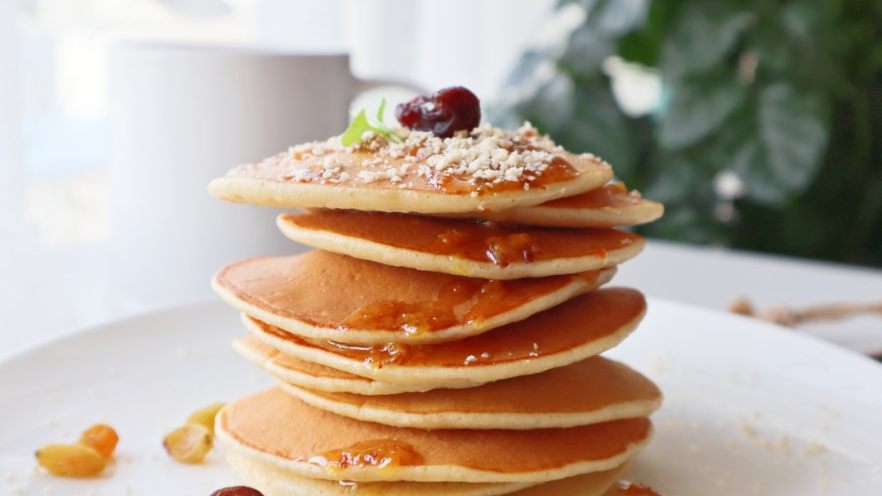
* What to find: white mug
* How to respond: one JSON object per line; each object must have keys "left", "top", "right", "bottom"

{"left": 108, "top": 42, "right": 417, "bottom": 309}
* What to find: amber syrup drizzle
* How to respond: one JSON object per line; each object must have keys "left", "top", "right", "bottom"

{"left": 308, "top": 439, "right": 424, "bottom": 470}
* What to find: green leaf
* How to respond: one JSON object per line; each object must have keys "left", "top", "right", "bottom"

{"left": 376, "top": 98, "right": 387, "bottom": 125}
{"left": 342, "top": 99, "right": 401, "bottom": 147}
{"left": 658, "top": 74, "right": 747, "bottom": 149}
{"left": 559, "top": 25, "right": 616, "bottom": 77}
{"left": 586, "top": 0, "right": 649, "bottom": 36}
{"left": 342, "top": 109, "right": 371, "bottom": 147}
{"left": 754, "top": 83, "right": 829, "bottom": 195}
{"left": 710, "top": 83, "right": 829, "bottom": 205}
{"left": 617, "top": 0, "right": 681, "bottom": 66}
{"left": 660, "top": 5, "right": 753, "bottom": 80}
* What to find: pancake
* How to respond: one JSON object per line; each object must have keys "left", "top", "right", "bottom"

{"left": 471, "top": 184, "right": 664, "bottom": 228}
{"left": 234, "top": 335, "right": 434, "bottom": 395}
{"left": 275, "top": 356, "right": 662, "bottom": 429}
{"left": 244, "top": 288, "right": 646, "bottom": 389}
{"left": 276, "top": 211, "right": 644, "bottom": 279}
{"left": 208, "top": 124, "right": 613, "bottom": 214}
{"left": 226, "top": 450, "right": 625, "bottom": 496}
{"left": 216, "top": 388, "right": 652, "bottom": 483}
{"left": 213, "top": 251, "right": 616, "bottom": 345}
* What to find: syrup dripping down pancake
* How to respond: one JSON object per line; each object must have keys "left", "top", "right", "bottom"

{"left": 234, "top": 335, "right": 418, "bottom": 395}
{"left": 216, "top": 388, "right": 651, "bottom": 483}
{"left": 276, "top": 210, "right": 644, "bottom": 279}
{"left": 214, "top": 251, "right": 616, "bottom": 345}
{"left": 243, "top": 288, "right": 646, "bottom": 389}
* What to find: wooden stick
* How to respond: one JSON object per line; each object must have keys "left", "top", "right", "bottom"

{"left": 729, "top": 297, "right": 882, "bottom": 359}
{"left": 729, "top": 297, "right": 882, "bottom": 327}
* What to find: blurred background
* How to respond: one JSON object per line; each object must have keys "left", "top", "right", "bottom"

{"left": 0, "top": 0, "right": 880, "bottom": 354}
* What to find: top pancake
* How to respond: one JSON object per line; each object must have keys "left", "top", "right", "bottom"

{"left": 208, "top": 124, "right": 613, "bottom": 214}
{"left": 469, "top": 183, "right": 664, "bottom": 228}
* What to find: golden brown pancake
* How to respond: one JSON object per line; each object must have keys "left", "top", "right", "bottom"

{"left": 275, "top": 355, "right": 662, "bottom": 429}
{"left": 235, "top": 335, "right": 431, "bottom": 395}
{"left": 276, "top": 211, "right": 644, "bottom": 279}
{"left": 234, "top": 335, "right": 421, "bottom": 395}
{"left": 208, "top": 124, "right": 613, "bottom": 213}
{"left": 471, "top": 184, "right": 664, "bottom": 228}
{"left": 243, "top": 288, "right": 646, "bottom": 388}
{"left": 213, "top": 251, "right": 616, "bottom": 345}
{"left": 216, "top": 388, "right": 652, "bottom": 483}
{"left": 226, "top": 450, "right": 626, "bottom": 496}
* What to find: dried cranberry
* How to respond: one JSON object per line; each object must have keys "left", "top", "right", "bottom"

{"left": 395, "top": 86, "right": 481, "bottom": 138}
{"left": 210, "top": 486, "right": 264, "bottom": 496}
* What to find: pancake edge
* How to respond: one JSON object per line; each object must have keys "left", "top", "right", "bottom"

{"left": 233, "top": 336, "right": 426, "bottom": 395}
{"left": 276, "top": 217, "right": 645, "bottom": 280}
{"left": 216, "top": 406, "right": 653, "bottom": 483}
{"left": 224, "top": 449, "right": 627, "bottom": 496}
{"left": 472, "top": 197, "right": 664, "bottom": 228}
{"left": 277, "top": 380, "right": 662, "bottom": 430}
{"left": 241, "top": 301, "right": 646, "bottom": 388}
{"left": 213, "top": 265, "right": 616, "bottom": 345}
{"left": 207, "top": 160, "right": 611, "bottom": 214}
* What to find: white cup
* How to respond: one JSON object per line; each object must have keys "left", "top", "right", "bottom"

{"left": 108, "top": 42, "right": 417, "bottom": 309}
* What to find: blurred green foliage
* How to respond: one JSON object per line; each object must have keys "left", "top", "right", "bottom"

{"left": 492, "top": 0, "right": 882, "bottom": 266}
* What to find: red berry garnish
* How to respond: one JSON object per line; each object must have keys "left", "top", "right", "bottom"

{"left": 395, "top": 86, "right": 481, "bottom": 138}
{"left": 210, "top": 487, "right": 264, "bottom": 496}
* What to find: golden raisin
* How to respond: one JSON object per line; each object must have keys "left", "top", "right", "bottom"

{"left": 36, "top": 443, "right": 106, "bottom": 477}
{"left": 163, "top": 423, "right": 213, "bottom": 463}
{"left": 79, "top": 424, "right": 119, "bottom": 458}
{"left": 186, "top": 403, "right": 226, "bottom": 435}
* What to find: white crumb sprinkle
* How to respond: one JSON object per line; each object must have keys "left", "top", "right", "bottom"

{"left": 463, "top": 355, "right": 477, "bottom": 365}
{"left": 260, "top": 122, "right": 584, "bottom": 194}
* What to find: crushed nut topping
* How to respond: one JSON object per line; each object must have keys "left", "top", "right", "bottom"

{"left": 236, "top": 122, "right": 603, "bottom": 194}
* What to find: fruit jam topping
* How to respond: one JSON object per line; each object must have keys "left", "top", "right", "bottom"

{"left": 395, "top": 86, "right": 481, "bottom": 138}
{"left": 308, "top": 439, "right": 425, "bottom": 470}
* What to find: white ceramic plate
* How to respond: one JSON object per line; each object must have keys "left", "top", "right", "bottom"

{"left": 1, "top": 299, "right": 881, "bottom": 495}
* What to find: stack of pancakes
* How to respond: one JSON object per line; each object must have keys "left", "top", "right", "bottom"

{"left": 207, "top": 123, "right": 664, "bottom": 495}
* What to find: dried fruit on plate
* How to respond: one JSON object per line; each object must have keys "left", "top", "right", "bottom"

{"left": 164, "top": 423, "right": 213, "bottom": 464}
{"left": 210, "top": 486, "right": 265, "bottom": 496}
{"left": 35, "top": 423, "right": 119, "bottom": 478}
{"left": 79, "top": 423, "right": 119, "bottom": 458}
{"left": 187, "top": 402, "right": 226, "bottom": 435}
{"left": 36, "top": 443, "right": 107, "bottom": 478}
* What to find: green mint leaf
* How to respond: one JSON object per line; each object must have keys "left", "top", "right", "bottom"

{"left": 377, "top": 98, "right": 387, "bottom": 125}
{"left": 342, "top": 99, "right": 402, "bottom": 146}
{"left": 342, "top": 109, "right": 371, "bottom": 147}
